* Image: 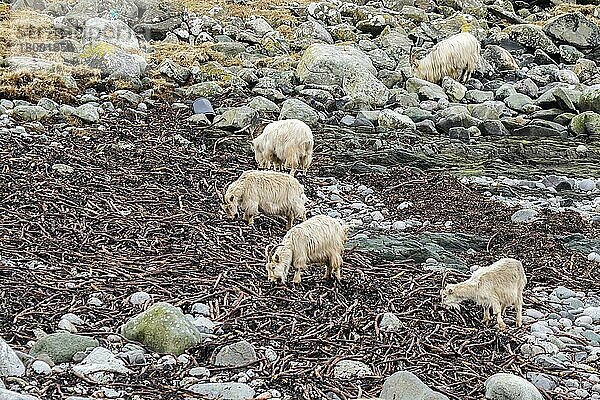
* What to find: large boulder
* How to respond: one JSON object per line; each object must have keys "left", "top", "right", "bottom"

{"left": 504, "top": 24, "right": 559, "bottom": 54}
{"left": 213, "top": 106, "right": 259, "bottom": 131}
{"left": 83, "top": 18, "right": 140, "bottom": 50}
{"left": 0, "top": 338, "right": 25, "bottom": 377}
{"left": 485, "top": 373, "right": 543, "bottom": 400}
{"left": 121, "top": 302, "right": 203, "bottom": 355}
{"left": 30, "top": 333, "right": 99, "bottom": 363}
{"left": 380, "top": 371, "right": 448, "bottom": 400}
{"left": 134, "top": 4, "right": 183, "bottom": 40}
{"left": 11, "top": 105, "right": 50, "bottom": 121}
{"left": 543, "top": 12, "right": 600, "bottom": 49}
{"left": 569, "top": 111, "right": 600, "bottom": 138}
{"left": 297, "top": 44, "right": 389, "bottom": 108}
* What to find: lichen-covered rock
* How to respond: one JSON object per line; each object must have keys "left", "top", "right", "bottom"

{"left": 485, "top": 373, "right": 543, "bottom": 400}
{"left": 569, "top": 111, "right": 600, "bottom": 138}
{"left": 11, "top": 105, "right": 50, "bottom": 121}
{"left": 505, "top": 24, "right": 558, "bottom": 54}
{"left": 185, "top": 82, "right": 225, "bottom": 98}
{"left": 121, "top": 302, "right": 203, "bottom": 356}
{"left": 297, "top": 44, "right": 389, "bottom": 107}
{"left": 378, "top": 109, "right": 415, "bottom": 131}
{"left": 279, "top": 99, "right": 320, "bottom": 126}
{"left": 543, "top": 12, "right": 600, "bottom": 49}
{"left": 0, "top": 337, "right": 25, "bottom": 377}
{"left": 30, "top": 333, "right": 99, "bottom": 363}
{"left": 72, "top": 347, "right": 132, "bottom": 383}
{"left": 293, "top": 19, "right": 334, "bottom": 50}
{"left": 380, "top": 371, "right": 448, "bottom": 400}
{"left": 580, "top": 85, "right": 600, "bottom": 114}
{"left": 482, "top": 45, "right": 519, "bottom": 72}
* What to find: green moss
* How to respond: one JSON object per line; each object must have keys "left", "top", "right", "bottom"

{"left": 197, "top": 62, "right": 233, "bottom": 85}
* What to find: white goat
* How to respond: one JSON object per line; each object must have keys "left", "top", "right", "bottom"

{"left": 252, "top": 119, "right": 314, "bottom": 176}
{"left": 265, "top": 215, "right": 349, "bottom": 284}
{"left": 221, "top": 170, "right": 307, "bottom": 229}
{"left": 440, "top": 258, "right": 526, "bottom": 330}
{"left": 412, "top": 32, "right": 481, "bottom": 84}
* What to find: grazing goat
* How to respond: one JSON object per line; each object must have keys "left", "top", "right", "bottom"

{"left": 221, "top": 170, "right": 307, "bottom": 229}
{"left": 411, "top": 32, "right": 481, "bottom": 84}
{"left": 252, "top": 119, "right": 314, "bottom": 176}
{"left": 440, "top": 258, "right": 526, "bottom": 330}
{"left": 265, "top": 215, "right": 349, "bottom": 284}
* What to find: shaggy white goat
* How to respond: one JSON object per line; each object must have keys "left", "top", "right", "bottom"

{"left": 221, "top": 170, "right": 307, "bottom": 229}
{"left": 412, "top": 32, "right": 481, "bottom": 84}
{"left": 252, "top": 119, "right": 314, "bottom": 176}
{"left": 265, "top": 215, "right": 349, "bottom": 284}
{"left": 440, "top": 257, "right": 526, "bottom": 330}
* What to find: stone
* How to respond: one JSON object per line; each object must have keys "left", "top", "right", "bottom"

{"left": 214, "top": 340, "right": 257, "bottom": 368}
{"left": 188, "top": 383, "right": 255, "bottom": 400}
{"left": 544, "top": 12, "right": 600, "bottom": 49}
{"left": 279, "top": 99, "right": 319, "bottom": 126}
{"left": 31, "top": 360, "right": 51, "bottom": 375}
{"left": 189, "top": 366, "right": 210, "bottom": 378}
{"left": 480, "top": 120, "right": 508, "bottom": 136}
{"left": 406, "top": 78, "right": 447, "bottom": 101}
{"left": 121, "top": 302, "right": 203, "bottom": 356}
{"left": 30, "top": 333, "right": 99, "bottom": 364}
{"left": 72, "top": 347, "right": 133, "bottom": 383}
{"left": 129, "top": 291, "right": 151, "bottom": 306}
{"left": 579, "top": 179, "right": 597, "bottom": 192}
{"left": 465, "top": 90, "right": 494, "bottom": 103}
{"left": 380, "top": 371, "right": 448, "bottom": 400}
{"left": 378, "top": 109, "right": 415, "bottom": 131}
{"left": 583, "top": 307, "right": 600, "bottom": 321}
{"left": 72, "top": 104, "right": 100, "bottom": 123}
{"left": 527, "top": 372, "right": 556, "bottom": 391}
{"left": 0, "top": 337, "right": 25, "bottom": 377}
{"left": 12, "top": 105, "right": 50, "bottom": 122}
{"left": 296, "top": 44, "right": 389, "bottom": 108}
{"left": 0, "top": 389, "right": 40, "bottom": 400}
{"left": 442, "top": 77, "right": 467, "bottom": 101}
{"left": 158, "top": 58, "right": 190, "bottom": 84}
{"left": 570, "top": 111, "right": 600, "bottom": 137}
{"left": 333, "top": 359, "right": 373, "bottom": 380}
{"left": 248, "top": 96, "right": 279, "bottom": 114}
{"left": 83, "top": 18, "right": 139, "bottom": 51}
{"left": 379, "top": 312, "right": 402, "bottom": 332}
{"left": 553, "top": 286, "right": 577, "bottom": 300}
{"left": 581, "top": 85, "right": 600, "bottom": 114}
{"left": 213, "top": 107, "right": 259, "bottom": 131}
{"left": 485, "top": 373, "right": 543, "bottom": 400}
{"left": 185, "top": 82, "right": 225, "bottom": 98}
{"left": 483, "top": 45, "right": 519, "bottom": 72}
{"left": 293, "top": 19, "right": 334, "bottom": 50}
{"left": 81, "top": 43, "right": 147, "bottom": 82}
{"left": 511, "top": 209, "right": 539, "bottom": 223}
{"left": 505, "top": 24, "right": 559, "bottom": 54}
{"left": 505, "top": 93, "right": 534, "bottom": 112}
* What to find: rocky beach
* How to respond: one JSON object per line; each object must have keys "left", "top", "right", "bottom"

{"left": 0, "top": 0, "right": 599, "bottom": 399}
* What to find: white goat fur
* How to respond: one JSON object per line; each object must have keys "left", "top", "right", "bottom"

{"left": 221, "top": 170, "right": 307, "bottom": 229}
{"left": 252, "top": 119, "right": 314, "bottom": 176}
{"left": 441, "top": 258, "right": 526, "bottom": 330}
{"left": 413, "top": 32, "right": 481, "bottom": 84}
{"left": 265, "top": 215, "right": 350, "bottom": 284}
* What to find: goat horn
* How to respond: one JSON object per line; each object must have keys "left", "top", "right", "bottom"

{"left": 265, "top": 244, "right": 273, "bottom": 261}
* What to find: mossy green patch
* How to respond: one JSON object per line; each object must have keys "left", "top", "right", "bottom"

{"left": 30, "top": 333, "right": 99, "bottom": 363}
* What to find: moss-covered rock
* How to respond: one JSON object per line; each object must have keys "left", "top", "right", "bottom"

{"left": 121, "top": 302, "right": 202, "bottom": 356}
{"left": 569, "top": 111, "right": 600, "bottom": 138}
{"left": 30, "top": 333, "right": 99, "bottom": 363}
{"left": 580, "top": 85, "right": 600, "bottom": 114}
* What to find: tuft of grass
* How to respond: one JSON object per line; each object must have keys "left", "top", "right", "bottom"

{"left": 0, "top": 66, "right": 101, "bottom": 103}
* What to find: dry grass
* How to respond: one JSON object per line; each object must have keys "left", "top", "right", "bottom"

{"left": 0, "top": 66, "right": 101, "bottom": 103}
{"left": 551, "top": 4, "right": 600, "bottom": 25}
